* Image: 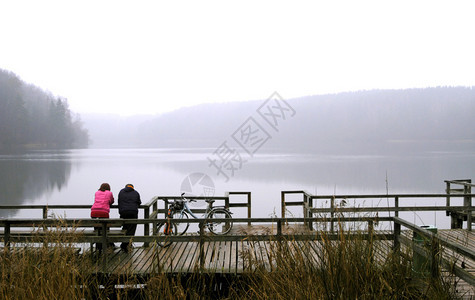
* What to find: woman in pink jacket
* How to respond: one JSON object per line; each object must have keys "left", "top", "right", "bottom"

{"left": 91, "top": 183, "right": 115, "bottom": 251}
{"left": 91, "top": 183, "right": 114, "bottom": 218}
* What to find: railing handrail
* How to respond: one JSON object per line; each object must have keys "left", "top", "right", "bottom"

{"left": 0, "top": 216, "right": 390, "bottom": 225}
{"left": 310, "top": 206, "right": 472, "bottom": 213}
{"left": 282, "top": 188, "right": 474, "bottom": 231}
{"left": 309, "top": 193, "right": 475, "bottom": 199}
{"left": 0, "top": 204, "right": 155, "bottom": 210}
{"left": 444, "top": 179, "right": 474, "bottom": 187}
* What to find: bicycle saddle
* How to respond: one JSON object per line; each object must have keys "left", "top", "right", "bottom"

{"left": 205, "top": 199, "right": 215, "bottom": 204}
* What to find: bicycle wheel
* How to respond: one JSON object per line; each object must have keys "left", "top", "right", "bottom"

{"left": 172, "top": 211, "right": 190, "bottom": 235}
{"left": 206, "top": 209, "right": 233, "bottom": 235}
{"left": 155, "top": 221, "right": 177, "bottom": 247}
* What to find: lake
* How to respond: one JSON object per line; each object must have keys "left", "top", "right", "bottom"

{"left": 1, "top": 147, "right": 474, "bottom": 229}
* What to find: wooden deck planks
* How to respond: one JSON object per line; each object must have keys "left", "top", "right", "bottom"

{"left": 94, "top": 228, "right": 474, "bottom": 299}
{"left": 86, "top": 229, "right": 473, "bottom": 298}
{"left": 182, "top": 242, "right": 200, "bottom": 273}
{"left": 170, "top": 241, "right": 195, "bottom": 273}
{"left": 167, "top": 240, "right": 189, "bottom": 273}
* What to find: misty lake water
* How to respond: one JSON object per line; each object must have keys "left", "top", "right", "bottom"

{"left": 1, "top": 147, "right": 474, "bottom": 230}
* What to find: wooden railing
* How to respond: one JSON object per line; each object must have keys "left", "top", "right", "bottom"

{"left": 282, "top": 191, "right": 474, "bottom": 231}
{"left": 1, "top": 187, "right": 474, "bottom": 284}
{"left": 1, "top": 216, "right": 474, "bottom": 285}
{"left": 145, "top": 191, "right": 251, "bottom": 222}
{"left": 445, "top": 179, "right": 474, "bottom": 230}
{"left": 393, "top": 217, "right": 475, "bottom": 286}
{"left": 0, "top": 192, "right": 252, "bottom": 247}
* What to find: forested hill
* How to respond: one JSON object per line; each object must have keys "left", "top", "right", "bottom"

{"left": 0, "top": 69, "right": 89, "bottom": 149}
{"left": 85, "top": 86, "right": 474, "bottom": 154}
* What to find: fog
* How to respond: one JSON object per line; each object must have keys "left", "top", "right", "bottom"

{"left": 82, "top": 87, "right": 475, "bottom": 154}
{"left": 2, "top": 87, "right": 474, "bottom": 225}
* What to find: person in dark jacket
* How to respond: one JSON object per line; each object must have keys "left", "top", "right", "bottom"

{"left": 118, "top": 183, "right": 141, "bottom": 252}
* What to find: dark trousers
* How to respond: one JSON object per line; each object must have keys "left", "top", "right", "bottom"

{"left": 120, "top": 211, "right": 138, "bottom": 249}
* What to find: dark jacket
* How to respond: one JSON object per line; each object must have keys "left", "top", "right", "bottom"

{"left": 118, "top": 186, "right": 141, "bottom": 215}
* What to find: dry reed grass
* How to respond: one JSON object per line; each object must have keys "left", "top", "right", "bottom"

{"left": 0, "top": 219, "right": 461, "bottom": 299}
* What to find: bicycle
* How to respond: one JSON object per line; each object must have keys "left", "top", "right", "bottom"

{"left": 154, "top": 193, "right": 233, "bottom": 247}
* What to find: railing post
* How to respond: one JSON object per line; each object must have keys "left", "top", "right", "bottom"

{"left": 393, "top": 221, "right": 401, "bottom": 252}
{"left": 368, "top": 220, "right": 374, "bottom": 235}
{"left": 225, "top": 195, "right": 230, "bottom": 211}
{"left": 164, "top": 199, "right": 169, "bottom": 219}
{"left": 281, "top": 191, "right": 286, "bottom": 218}
{"left": 101, "top": 221, "right": 108, "bottom": 272}
{"left": 153, "top": 201, "right": 158, "bottom": 216}
{"left": 276, "top": 218, "right": 283, "bottom": 266}
{"left": 247, "top": 192, "right": 251, "bottom": 226}
{"left": 144, "top": 207, "right": 150, "bottom": 247}
{"left": 445, "top": 181, "right": 451, "bottom": 216}
{"left": 395, "top": 196, "right": 399, "bottom": 218}
{"left": 330, "top": 196, "right": 335, "bottom": 233}
{"left": 464, "top": 184, "right": 472, "bottom": 231}
{"left": 4, "top": 221, "right": 10, "bottom": 251}
{"left": 368, "top": 220, "right": 374, "bottom": 263}
{"left": 308, "top": 195, "right": 313, "bottom": 231}
{"left": 430, "top": 235, "right": 440, "bottom": 279}
{"left": 199, "top": 220, "right": 205, "bottom": 271}
{"left": 277, "top": 218, "right": 283, "bottom": 252}
{"left": 42, "top": 207, "right": 48, "bottom": 233}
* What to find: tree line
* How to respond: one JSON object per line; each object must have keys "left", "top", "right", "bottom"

{"left": 0, "top": 68, "right": 89, "bottom": 149}
{"left": 124, "top": 86, "right": 473, "bottom": 153}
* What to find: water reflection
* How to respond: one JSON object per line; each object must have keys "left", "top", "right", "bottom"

{"left": 0, "top": 151, "right": 72, "bottom": 217}
{"left": 161, "top": 150, "right": 475, "bottom": 194}
{"left": 0, "top": 148, "right": 473, "bottom": 228}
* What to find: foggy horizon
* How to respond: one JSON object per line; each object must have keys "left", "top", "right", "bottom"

{"left": 81, "top": 87, "right": 475, "bottom": 153}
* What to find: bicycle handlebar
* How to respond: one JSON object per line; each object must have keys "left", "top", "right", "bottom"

{"left": 180, "top": 193, "right": 197, "bottom": 203}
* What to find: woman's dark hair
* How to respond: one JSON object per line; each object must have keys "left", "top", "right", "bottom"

{"left": 99, "top": 183, "right": 111, "bottom": 192}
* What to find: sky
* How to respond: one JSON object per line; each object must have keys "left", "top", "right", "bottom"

{"left": 0, "top": 0, "right": 474, "bottom": 116}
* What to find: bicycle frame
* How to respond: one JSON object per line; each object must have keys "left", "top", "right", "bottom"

{"left": 175, "top": 201, "right": 199, "bottom": 219}
{"left": 173, "top": 199, "right": 225, "bottom": 220}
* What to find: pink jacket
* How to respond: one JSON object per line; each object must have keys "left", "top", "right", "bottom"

{"left": 91, "top": 190, "right": 114, "bottom": 214}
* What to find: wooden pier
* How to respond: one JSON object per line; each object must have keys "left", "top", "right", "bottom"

{"left": 1, "top": 181, "right": 474, "bottom": 297}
